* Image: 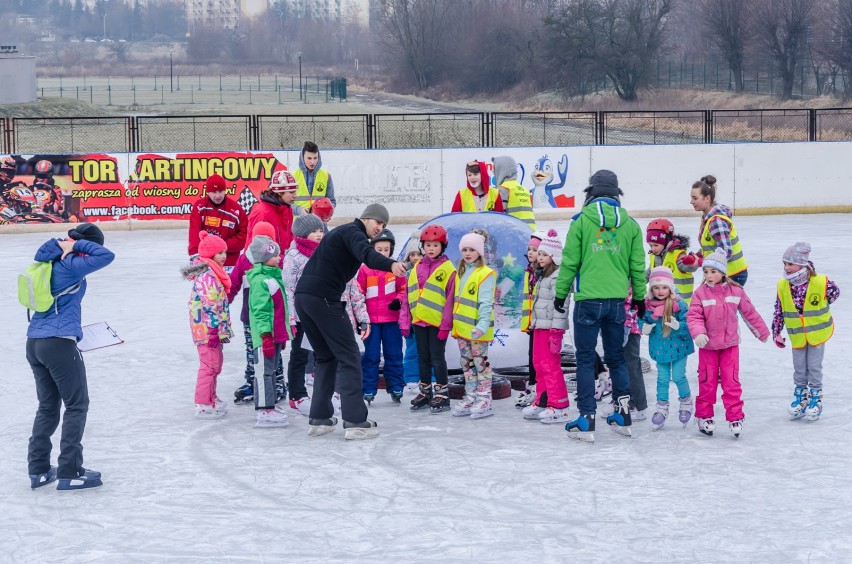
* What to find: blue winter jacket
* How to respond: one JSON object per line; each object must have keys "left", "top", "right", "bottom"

{"left": 638, "top": 303, "right": 694, "bottom": 364}
{"left": 26, "top": 238, "right": 115, "bottom": 342}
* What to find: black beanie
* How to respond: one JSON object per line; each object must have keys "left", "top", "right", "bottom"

{"left": 68, "top": 223, "right": 105, "bottom": 246}
{"left": 583, "top": 169, "right": 624, "bottom": 205}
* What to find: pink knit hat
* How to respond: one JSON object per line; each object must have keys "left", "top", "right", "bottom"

{"left": 648, "top": 266, "right": 676, "bottom": 293}
{"left": 459, "top": 232, "right": 486, "bottom": 258}
{"left": 537, "top": 229, "right": 563, "bottom": 266}
{"left": 252, "top": 221, "right": 276, "bottom": 240}
{"left": 198, "top": 231, "right": 227, "bottom": 259}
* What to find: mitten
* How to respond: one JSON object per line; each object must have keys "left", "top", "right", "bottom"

{"left": 641, "top": 323, "right": 654, "bottom": 335}
{"left": 388, "top": 299, "right": 401, "bottom": 311}
{"left": 664, "top": 318, "right": 681, "bottom": 331}
{"left": 261, "top": 333, "right": 275, "bottom": 358}
{"left": 548, "top": 329, "right": 564, "bottom": 354}
{"left": 553, "top": 296, "right": 566, "bottom": 313}
{"left": 631, "top": 298, "right": 646, "bottom": 317}
{"left": 290, "top": 325, "right": 298, "bottom": 338}
{"left": 437, "top": 329, "right": 450, "bottom": 341}
{"left": 774, "top": 334, "right": 786, "bottom": 349}
{"left": 206, "top": 329, "right": 220, "bottom": 348}
{"left": 681, "top": 253, "right": 699, "bottom": 267}
{"left": 694, "top": 334, "right": 709, "bottom": 348}
{"left": 401, "top": 327, "right": 410, "bottom": 338}
{"left": 471, "top": 328, "right": 484, "bottom": 339}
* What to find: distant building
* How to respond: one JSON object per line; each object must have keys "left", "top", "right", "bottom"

{"left": 0, "top": 46, "right": 36, "bottom": 104}
{"left": 186, "top": 0, "right": 240, "bottom": 30}
{"left": 268, "top": 0, "right": 344, "bottom": 21}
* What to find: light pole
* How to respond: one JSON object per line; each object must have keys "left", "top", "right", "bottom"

{"left": 298, "top": 51, "right": 302, "bottom": 100}
{"left": 169, "top": 49, "right": 173, "bottom": 92}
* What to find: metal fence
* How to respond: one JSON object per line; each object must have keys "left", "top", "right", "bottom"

{"left": 5, "top": 108, "right": 852, "bottom": 153}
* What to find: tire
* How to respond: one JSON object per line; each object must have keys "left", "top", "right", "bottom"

{"left": 448, "top": 375, "right": 511, "bottom": 400}
{"left": 492, "top": 366, "right": 531, "bottom": 390}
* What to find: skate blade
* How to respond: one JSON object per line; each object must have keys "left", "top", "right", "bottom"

{"left": 469, "top": 410, "right": 494, "bottom": 420}
{"left": 430, "top": 406, "right": 451, "bottom": 414}
{"left": 567, "top": 431, "right": 595, "bottom": 443}
{"left": 609, "top": 425, "right": 633, "bottom": 437}
{"left": 540, "top": 417, "right": 572, "bottom": 424}
{"left": 254, "top": 421, "right": 290, "bottom": 428}
{"left": 651, "top": 423, "right": 665, "bottom": 431}
{"left": 344, "top": 428, "right": 379, "bottom": 440}
{"left": 699, "top": 429, "right": 714, "bottom": 436}
{"left": 451, "top": 410, "right": 471, "bottom": 417}
{"left": 307, "top": 425, "right": 336, "bottom": 436}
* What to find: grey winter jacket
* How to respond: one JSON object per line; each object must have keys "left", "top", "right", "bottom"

{"left": 530, "top": 270, "right": 569, "bottom": 330}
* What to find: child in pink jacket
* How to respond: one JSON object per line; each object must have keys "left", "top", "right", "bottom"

{"left": 687, "top": 249, "right": 769, "bottom": 438}
{"left": 357, "top": 229, "right": 407, "bottom": 404}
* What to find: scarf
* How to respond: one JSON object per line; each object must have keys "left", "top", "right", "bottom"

{"left": 200, "top": 257, "right": 231, "bottom": 293}
{"left": 646, "top": 297, "right": 680, "bottom": 320}
{"left": 296, "top": 237, "right": 319, "bottom": 258}
{"left": 785, "top": 268, "right": 810, "bottom": 287}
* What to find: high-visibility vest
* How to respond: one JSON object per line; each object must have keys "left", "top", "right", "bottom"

{"left": 520, "top": 270, "right": 532, "bottom": 332}
{"left": 700, "top": 214, "right": 747, "bottom": 276}
{"left": 777, "top": 275, "right": 834, "bottom": 348}
{"left": 292, "top": 168, "right": 329, "bottom": 210}
{"left": 501, "top": 180, "right": 536, "bottom": 229}
{"left": 458, "top": 187, "right": 499, "bottom": 212}
{"left": 407, "top": 260, "right": 455, "bottom": 327}
{"left": 452, "top": 266, "right": 496, "bottom": 342}
{"left": 648, "top": 249, "right": 694, "bottom": 305}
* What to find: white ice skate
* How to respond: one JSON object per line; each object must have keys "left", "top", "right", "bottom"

{"left": 697, "top": 417, "right": 715, "bottom": 436}
{"left": 452, "top": 395, "right": 476, "bottom": 417}
{"left": 522, "top": 404, "right": 545, "bottom": 420}
{"left": 729, "top": 419, "right": 743, "bottom": 438}
{"left": 195, "top": 402, "right": 228, "bottom": 418}
{"left": 805, "top": 388, "right": 822, "bottom": 422}
{"left": 789, "top": 386, "right": 808, "bottom": 420}
{"left": 515, "top": 384, "right": 536, "bottom": 408}
{"left": 538, "top": 407, "right": 571, "bottom": 424}
{"left": 289, "top": 396, "right": 312, "bottom": 417}
{"left": 651, "top": 401, "right": 669, "bottom": 431}
{"left": 470, "top": 397, "right": 494, "bottom": 419}
{"left": 255, "top": 405, "right": 290, "bottom": 428}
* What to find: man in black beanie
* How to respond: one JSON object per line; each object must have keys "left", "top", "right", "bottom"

{"left": 295, "top": 203, "right": 406, "bottom": 440}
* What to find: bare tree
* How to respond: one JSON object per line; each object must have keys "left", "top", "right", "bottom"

{"left": 698, "top": 0, "right": 752, "bottom": 91}
{"left": 755, "top": 0, "right": 814, "bottom": 99}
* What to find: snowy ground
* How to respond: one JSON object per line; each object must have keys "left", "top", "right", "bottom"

{"left": 1, "top": 214, "right": 851, "bottom": 563}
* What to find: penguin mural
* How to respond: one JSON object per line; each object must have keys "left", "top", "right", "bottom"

{"left": 527, "top": 154, "right": 572, "bottom": 208}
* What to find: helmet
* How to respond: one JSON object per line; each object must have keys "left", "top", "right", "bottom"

{"left": 311, "top": 197, "right": 334, "bottom": 222}
{"left": 0, "top": 156, "right": 16, "bottom": 183}
{"left": 371, "top": 228, "right": 395, "bottom": 254}
{"left": 646, "top": 218, "right": 674, "bottom": 244}
{"left": 420, "top": 224, "right": 448, "bottom": 245}
{"left": 6, "top": 186, "right": 37, "bottom": 213}
{"left": 268, "top": 170, "right": 298, "bottom": 192}
{"left": 35, "top": 159, "right": 54, "bottom": 177}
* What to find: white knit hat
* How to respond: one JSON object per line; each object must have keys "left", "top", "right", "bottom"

{"left": 703, "top": 248, "right": 728, "bottom": 275}
{"left": 403, "top": 229, "right": 422, "bottom": 259}
{"left": 459, "top": 231, "right": 486, "bottom": 258}
{"left": 537, "top": 228, "right": 563, "bottom": 266}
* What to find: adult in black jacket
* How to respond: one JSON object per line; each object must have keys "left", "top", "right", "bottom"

{"left": 296, "top": 203, "right": 406, "bottom": 440}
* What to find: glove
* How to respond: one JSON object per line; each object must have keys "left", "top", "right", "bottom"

{"left": 664, "top": 318, "right": 680, "bottom": 331}
{"left": 694, "top": 334, "right": 709, "bottom": 348}
{"left": 471, "top": 328, "right": 484, "bottom": 339}
{"left": 357, "top": 321, "right": 369, "bottom": 334}
{"left": 388, "top": 299, "right": 401, "bottom": 311}
{"left": 206, "top": 329, "right": 220, "bottom": 348}
{"left": 548, "top": 329, "right": 564, "bottom": 354}
{"left": 631, "top": 299, "right": 646, "bottom": 317}
{"left": 651, "top": 304, "right": 665, "bottom": 320}
{"left": 290, "top": 325, "right": 298, "bottom": 337}
{"left": 642, "top": 323, "right": 654, "bottom": 335}
{"left": 261, "top": 333, "right": 275, "bottom": 359}
{"left": 774, "top": 335, "right": 786, "bottom": 349}
{"left": 553, "top": 296, "right": 566, "bottom": 314}
{"left": 437, "top": 329, "right": 450, "bottom": 341}
{"left": 401, "top": 327, "right": 410, "bottom": 338}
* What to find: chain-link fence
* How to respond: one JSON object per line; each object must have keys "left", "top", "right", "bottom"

{"left": 136, "top": 116, "right": 252, "bottom": 152}
{"left": 491, "top": 112, "right": 597, "bottom": 147}
{"left": 601, "top": 111, "right": 707, "bottom": 145}
{"left": 712, "top": 110, "right": 810, "bottom": 143}
{"left": 14, "top": 117, "right": 131, "bottom": 153}
{"left": 374, "top": 113, "right": 485, "bottom": 148}
{"left": 257, "top": 114, "right": 368, "bottom": 150}
{"left": 816, "top": 108, "right": 852, "bottom": 141}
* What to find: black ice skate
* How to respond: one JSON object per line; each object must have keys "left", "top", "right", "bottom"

{"left": 410, "top": 383, "right": 432, "bottom": 411}
{"left": 430, "top": 384, "right": 450, "bottom": 413}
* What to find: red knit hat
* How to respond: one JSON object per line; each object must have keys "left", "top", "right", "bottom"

{"left": 198, "top": 231, "right": 227, "bottom": 258}
{"left": 252, "top": 221, "right": 276, "bottom": 241}
{"left": 206, "top": 173, "right": 226, "bottom": 193}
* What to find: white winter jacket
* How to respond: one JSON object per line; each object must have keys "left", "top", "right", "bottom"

{"left": 531, "top": 269, "right": 569, "bottom": 330}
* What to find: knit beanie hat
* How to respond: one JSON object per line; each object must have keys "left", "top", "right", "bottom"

{"left": 529, "top": 230, "right": 546, "bottom": 250}
{"left": 248, "top": 235, "right": 280, "bottom": 265}
{"left": 703, "top": 248, "right": 728, "bottom": 275}
{"left": 646, "top": 228, "right": 671, "bottom": 245}
{"left": 360, "top": 203, "right": 389, "bottom": 225}
{"left": 537, "top": 228, "right": 563, "bottom": 266}
{"left": 583, "top": 169, "right": 623, "bottom": 205}
{"left": 251, "top": 221, "right": 275, "bottom": 241}
{"left": 293, "top": 213, "right": 324, "bottom": 239}
{"left": 198, "top": 231, "right": 227, "bottom": 259}
{"left": 648, "top": 266, "right": 676, "bottom": 293}
{"left": 205, "top": 173, "right": 226, "bottom": 193}
{"left": 459, "top": 232, "right": 486, "bottom": 258}
{"left": 782, "top": 242, "right": 811, "bottom": 266}
{"left": 403, "top": 229, "right": 422, "bottom": 259}
{"left": 68, "top": 222, "right": 104, "bottom": 246}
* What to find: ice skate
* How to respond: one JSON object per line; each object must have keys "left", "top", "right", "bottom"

{"left": 343, "top": 419, "right": 379, "bottom": 440}
{"left": 389, "top": 390, "right": 404, "bottom": 404}
{"left": 515, "top": 384, "right": 535, "bottom": 408}
{"left": 606, "top": 395, "right": 633, "bottom": 437}
{"left": 651, "top": 401, "right": 669, "bottom": 430}
{"left": 307, "top": 416, "right": 338, "bottom": 436}
{"left": 469, "top": 397, "right": 494, "bottom": 419}
{"left": 593, "top": 373, "right": 611, "bottom": 401}
{"left": 56, "top": 469, "right": 102, "bottom": 491}
{"left": 452, "top": 394, "right": 476, "bottom": 417}
{"left": 255, "top": 405, "right": 290, "bottom": 428}
{"left": 697, "top": 417, "right": 715, "bottom": 436}
{"left": 598, "top": 399, "right": 615, "bottom": 419}
{"left": 363, "top": 393, "right": 375, "bottom": 405}
{"left": 538, "top": 407, "right": 571, "bottom": 424}
{"left": 233, "top": 382, "right": 253, "bottom": 404}
{"left": 630, "top": 406, "right": 648, "bottom": 421}
{"left": 678, "top": 396, "right": 693, "bottom": 426}
{"left": 805, "top": 388, "right": 823, "bottom": 421}
{"left": 410, "top": 383, "right": 432, "bottom": 411}
{"left": 565, "top": 414, "right": 595, "bottom": 443}
{"left": 332, "top": 393, "right": 341, "bottom": 413}
{"left": 195, "top": 401, "right": 228, "bottom": 418}
{"left": 789, "top": 386, "right": 808, "bottom": 420}
{"left": 522, "top": 404, "right": 545, "bottom": 420}
{"left": 729, "top": 419, "right": 743, "bottom": 438}
{"left": 305, "top": 373, "right": 315, "bottom": 387}
{"left": 429, "top": 384, "right": 450, "bottom": 413}
{"left": 29, "top": 466, "right": 57, "bottom": 489}
{"left": 289, "top": 396, "right": 311, "bottom": 417}
{"left": 275, "top": 377, "right": 287, "bottom": 404}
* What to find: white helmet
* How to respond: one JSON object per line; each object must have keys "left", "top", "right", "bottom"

{"left": 269, "top": 170, "right": 298, "bottom": 192}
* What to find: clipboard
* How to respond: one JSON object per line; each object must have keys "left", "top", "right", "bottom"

{"left": 77, "top": 322, "right": 124, "bottom": 352}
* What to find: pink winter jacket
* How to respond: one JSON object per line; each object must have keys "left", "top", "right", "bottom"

{"left": 357, "top": 265, "right": 406, "bottom": 324}
{"left": 400, "top": 254, "right": 457, "bottom": 334}
{"left": 687, "top": 282, "right": 769, "bottom": 350}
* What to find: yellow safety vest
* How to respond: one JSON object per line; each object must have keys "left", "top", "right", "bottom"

{"left": 407, "top": 260, "right": 455, "bottom": 327}
{"left": 501, "top": 180, "right": 536, "bottom": 229}
{"left": 452, "top": 266, "right": 496, "bottom": 342}
{"left": 520, "top": 270, "right": 532, "bottom": 332}
{"left": 292, "top": 168, "right": 329, "bottom": 210}
{"left": 777, "top": 275, "right": 834, "bottom": 348}
{"left": 701, "top": 214, "right": 747, "bottom": 276}
{"left": 458, "top": 187, "right": 499, "bottom": 212}
{"left": 648, "top": 249, "right": 694, "bottom": 305}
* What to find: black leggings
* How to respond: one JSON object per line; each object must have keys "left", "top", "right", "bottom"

{"left": 414, "top": 325, "right": 448, "bottom": 386}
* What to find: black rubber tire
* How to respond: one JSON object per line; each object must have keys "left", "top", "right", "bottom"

{"left": 492, "top": 366, "right": 531, "bottom": 390}
{"left": 448, "top": 375, "right": 512, "bottom": 400}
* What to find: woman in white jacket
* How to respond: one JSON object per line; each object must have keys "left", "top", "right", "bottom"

{"left": 522, "top": 229, "right": 571, "bottom": 424}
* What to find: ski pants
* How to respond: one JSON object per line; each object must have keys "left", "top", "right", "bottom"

{"left": 361, "top": 322, "right": 404, "bottom": 395}
{"left": 254, "top": 343, "right": 282, "bottom": 410}
{"left": 195, "top": 343, "right": 223, "bottom": 406}
{"left": 696, "top": 346, "right": 743, "bottom": 421}
{"left": 532, "top": 329, "right": 569, "bottom": 408}
{"left": 26, "top": 337, "right": 89, "bottom": 480}
{"left": 528, "top": 330, "right": 547, "bottom": 406}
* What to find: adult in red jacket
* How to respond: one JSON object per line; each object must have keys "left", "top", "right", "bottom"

{"left": 245, "top": 170, "right": 300, "bottom": 257}
{"left": 188, "top": 173, "right": 248, "bottom": 268}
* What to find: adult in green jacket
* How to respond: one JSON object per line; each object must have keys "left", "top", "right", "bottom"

{"left": 554, "top": 170, "right": 647, "bottom": 442}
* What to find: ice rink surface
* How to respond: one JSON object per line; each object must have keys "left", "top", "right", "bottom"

{"left": 1, "top": 214, "right": 851, "bottom": 563}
